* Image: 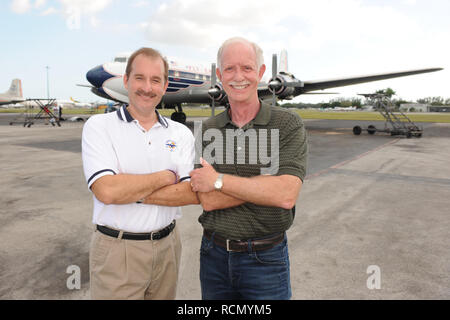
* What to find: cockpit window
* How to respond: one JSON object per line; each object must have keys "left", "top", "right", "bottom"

{"left": 114, "top": 57, "right": 127, "bottom": 63}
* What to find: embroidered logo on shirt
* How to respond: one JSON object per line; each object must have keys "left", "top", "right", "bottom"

{"left": 165, "top": 140, "right": 177, "bottom": 152}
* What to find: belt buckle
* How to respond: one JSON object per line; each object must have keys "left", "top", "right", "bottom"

{"left": 226, "top": 239, "right": 240, "bottom": 252}
{"left": 226, "top": 239, "right": 232, "bottom": 252}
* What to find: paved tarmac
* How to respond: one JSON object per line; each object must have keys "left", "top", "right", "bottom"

{"left": 0, "top": 113, "right": 449, "bottom": 299}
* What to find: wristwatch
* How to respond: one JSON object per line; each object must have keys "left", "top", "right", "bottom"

{"left": 214, "top": 174, "right": 224, "bottom": 191}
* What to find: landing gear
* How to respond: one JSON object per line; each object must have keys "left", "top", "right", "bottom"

{"left": 169, "top": 104, "right": 186, "bottom": 124}
{"left": 171, "top": 111, "right": 186, "bottom": 124}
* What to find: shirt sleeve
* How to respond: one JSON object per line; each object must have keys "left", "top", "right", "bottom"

{"left": 81, "top": 115, "right": 119, "bottom": 190}
{"left": 275, "top": 113, "right": 308, "bottom": 181}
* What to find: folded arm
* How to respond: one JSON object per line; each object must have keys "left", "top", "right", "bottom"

{"left": 91, "top": 170, "right": 176, "bottom": 205}
{"left": 197, "top": 190, "right": 246, "bottom": 211}
{"left": 220, "top": 174, "right": 302, "bottom": 209}
{"left": 190, "top": 158, "right": 302, "bottom": 211}
{"left": 143, "top": 181, "right": 200, "bottom": 206}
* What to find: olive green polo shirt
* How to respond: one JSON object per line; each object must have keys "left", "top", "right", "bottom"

{"left": 196, "top": 101, "right": 307, "bottom": 239}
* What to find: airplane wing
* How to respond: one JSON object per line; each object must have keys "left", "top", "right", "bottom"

{"left": 0, "top": 99, "right": 25, "bottom": 106}
{"left": 300, "top": 68, "right": 443, "bottom": 93}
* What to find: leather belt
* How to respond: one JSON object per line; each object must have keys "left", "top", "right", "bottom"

{"left": 96, "top": 220, "right": 175, "bottom": 241}
{"left": 203, "top": 230, "right": 285, "bottom": 252}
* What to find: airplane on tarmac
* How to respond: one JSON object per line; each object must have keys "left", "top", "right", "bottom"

{"left": 70, "top": 97, "right": 93, "bottom": 108}
{"left": 0, "top": 79, "right": 92, "bottom": 109}
{"left": 0, "top": 79, "right": 25, "bottom": 106}
{"left": 81, "top": 50, "right": 443, "bottom": 123}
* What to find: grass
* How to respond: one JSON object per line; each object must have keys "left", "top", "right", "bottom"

{"left": 2, "top": 107, "right": 450, "bottom": 123}
{"left": 293, "top": 110, "right": 450, "bottom": 123}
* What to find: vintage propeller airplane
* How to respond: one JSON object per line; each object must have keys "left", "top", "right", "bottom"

{"left": 80, "top": 50, "right": 442, "bottom": 124}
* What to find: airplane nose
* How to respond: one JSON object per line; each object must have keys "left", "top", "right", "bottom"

{"left": 86, "top": 64, "right": 114, "bottom": 88}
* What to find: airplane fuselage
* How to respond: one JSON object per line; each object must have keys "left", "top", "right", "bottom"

{"left": 87, "top": 59, "right": 219, "bottom": 106}
{"left": 84, "top": 51, "right": 442, "bottom": 123}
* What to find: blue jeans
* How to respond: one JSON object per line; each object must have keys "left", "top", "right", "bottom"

{"left": 199, "top": 233, "right": 292, "bottom": 300}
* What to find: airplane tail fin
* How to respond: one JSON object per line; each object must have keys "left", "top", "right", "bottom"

{"left": 70, "top": 97, "right": 79, "bottom": 103}
{"left": 4, "top": 79, "right": 23, "bottom": 98}
{"left": 279, "top": 49, "right": 288, "bottom": 73}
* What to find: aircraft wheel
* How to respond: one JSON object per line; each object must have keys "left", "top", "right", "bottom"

{"left": 353, "top": 126, "right": 362, "bottom": 135}
{"left": 367, "top": 125, "right": 376, "bottom": 135}
{"left": 171, "top": 112, "right": 186, "bottom": 124}
{"left": 406, "top": 132, "right": 412, "bottom": 138}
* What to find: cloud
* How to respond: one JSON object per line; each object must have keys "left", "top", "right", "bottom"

{"left": 40, "top": 6, "right": 57, "bottom": 15}
{"left": 59, "top": 0, "right": 113, "bottom": 28}
{"left": 142, "top": 0, "right": 443, "bottom": 71}
{"left": 59, "top": 0, "right": 112, "bottom": 15}
{"left": 143, "top": 0, "right": 290, "bottom": 49}
{"left": 139, "top": 0, "right": 448, "bottom": 102}
{"left": 142, "top": 0, "right": 422, "bottom": 56}
{"left": 34, "top": 0, "right": 46, "bottom": 8}
{"left": 10, "top": 0, "right": 113, "bottom": 29}
{"left": 132, "top": 0, "right": 150, "bottom": 8}
{"left": 11, "top": 0, "right": 32, "bottom": 13}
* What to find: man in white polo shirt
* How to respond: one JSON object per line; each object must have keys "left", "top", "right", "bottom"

{"left": 82, "top": 47, "right": 198, "bottom": 299}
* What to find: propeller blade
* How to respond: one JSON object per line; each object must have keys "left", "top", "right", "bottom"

{"left": 272, "top": 54, "right": 277, "bottom": 79}
{"left": 211, "top": 63, "right": 216, "bottom": 116}
{"left": 211, "top": 63, "right": 216, "bottom": 87}
{"left": 272, "top": 54, "right": 277, "bottom": 106}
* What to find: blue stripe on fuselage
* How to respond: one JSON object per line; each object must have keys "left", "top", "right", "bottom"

{"left": 86, "top": 65, "right": 115, "bottom": 88}
{"left": 168, "top": 77, "right": 204, "bottom": 85}
{"left": 168, "top": 82, "right": 190, "bottom": 88}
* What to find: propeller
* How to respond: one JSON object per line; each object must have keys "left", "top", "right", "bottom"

{"left": 268, "top": 52, "right": 306, "bottom": 105}
{"left": 208, "top": 63, "right": 224, "bottom": 116}
{"left": 270, "top": 54, "right": 278, "bottom": 106}
{"left": 210, "top": 63, "right": 216, "bottom": 116}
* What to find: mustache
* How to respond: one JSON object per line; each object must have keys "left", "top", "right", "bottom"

{"left": 136, "top": 89, "right": 157, "bottom": 97}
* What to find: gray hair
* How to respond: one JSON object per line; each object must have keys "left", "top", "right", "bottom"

{"left": 217, "top": 37, "right": 264, "bottom": 71}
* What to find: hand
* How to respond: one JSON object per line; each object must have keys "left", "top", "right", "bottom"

{"left": 189, "top": 157, "right": 219, "bottom": 192}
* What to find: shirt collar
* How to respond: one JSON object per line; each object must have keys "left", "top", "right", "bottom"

{"left": 215, "top": 100, "right": 272, "bottom": 128}
{"left": 116, "top": 105, "right": 169, "bottom": 128}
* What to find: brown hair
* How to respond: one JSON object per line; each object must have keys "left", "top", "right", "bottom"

{"left": 125, "top": 47, "right": 169, "bottom": 83}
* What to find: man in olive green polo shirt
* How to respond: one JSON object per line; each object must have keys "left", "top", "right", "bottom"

{"left": 189, "top": 37, "right": 307, "bottom": 300}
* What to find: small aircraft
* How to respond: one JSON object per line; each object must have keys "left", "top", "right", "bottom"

{"left": 0, "top": 79, "right": 25, "bottom": 106}
{"left": 81, "top": 50, "right": 443, "bottom": 123}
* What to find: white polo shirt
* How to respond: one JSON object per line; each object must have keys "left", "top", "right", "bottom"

{"left": 82, "top": 106, "right": 194, "bottom": 233}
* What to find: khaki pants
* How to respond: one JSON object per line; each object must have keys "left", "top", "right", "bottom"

{"left": 89, "top": 224, "right": 181, "bottom": 300}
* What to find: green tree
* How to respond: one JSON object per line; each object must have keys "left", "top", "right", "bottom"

{"left": 376, "top": 88, "right": 396, "bottom": 97}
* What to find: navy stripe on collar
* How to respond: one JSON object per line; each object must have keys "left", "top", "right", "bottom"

{"left": 123, "top": 105, "right": 134, "bottom": 122}
{"left": 116, "top": 105, "right": 132, "bottom": 122}
{"left": 117, "top": 105, "right": 169, "bottom": 128}
{"left": 156, "top": 110, "right": 169, "bottom": 128}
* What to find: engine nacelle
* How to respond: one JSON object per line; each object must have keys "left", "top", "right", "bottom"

{"left": 268, "top": 74, "right": 299, "bottom": 98}
{"left": 208, "top": 83, "right": 225, "bottom": 101}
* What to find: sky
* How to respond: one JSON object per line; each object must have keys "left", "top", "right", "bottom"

{"left": 1, "top": 0, "right": 449, "bottom": 104}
